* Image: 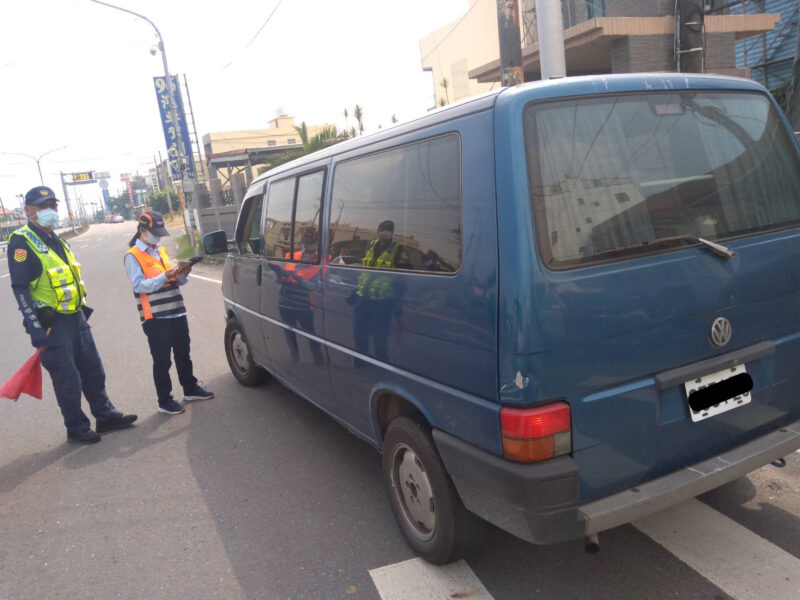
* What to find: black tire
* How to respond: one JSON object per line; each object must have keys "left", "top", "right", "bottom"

{"left": 382, "top": 416, "right": 488, "bottom": 564}
{"left": 224, "top": 318, "right": 269, "bottom": 386}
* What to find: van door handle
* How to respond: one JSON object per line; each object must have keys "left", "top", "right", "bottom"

{"left": 256, "top": 263, "right": 262, "bottom": 286}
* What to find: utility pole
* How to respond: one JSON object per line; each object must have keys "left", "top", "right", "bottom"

{"left": 59, "top": 172, "right": 76, "bottom": 232}
{"left": 534, "top": 0, "right": 566, "bottom": 80}
{"left": 496, "top": 0, "right": 524, "bottom": 86}
{"left": 675, "top": 0, "right": 705, "bottom": 73}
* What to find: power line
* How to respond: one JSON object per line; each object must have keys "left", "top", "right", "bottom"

{"left": 222, "top": 0, "right": 285, "bottom": 70}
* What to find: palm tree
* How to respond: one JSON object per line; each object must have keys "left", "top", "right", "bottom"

{"left": 391, "top": 114, "right": 398, "bottom": 124}
{"left": 353, "top": 104, "right": 364, "bottom": 135}
{"left": 439, "top": 78, "right": 450, "bottom": 105}
{"left": 294, "top": 121, "right": 309, "bottom": 148}
{"left": 343, "top": 108, "right": 350, "bottom": 131}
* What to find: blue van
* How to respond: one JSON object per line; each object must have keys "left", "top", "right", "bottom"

{"left": 204, "top": 73, "right": 800, "bottom": 564}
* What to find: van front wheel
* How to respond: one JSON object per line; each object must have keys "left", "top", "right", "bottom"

{"left": 225, "top": 319, "right": 269, "bottom": 386}
{"left": 383, "top": 416, "right": 487, "bottom": 564}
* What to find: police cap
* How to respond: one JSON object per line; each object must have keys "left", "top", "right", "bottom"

{"left": 24, "top": 186, "right": 60, "bottom": 206}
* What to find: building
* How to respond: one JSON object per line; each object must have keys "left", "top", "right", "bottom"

{"left": 202, "top": 113, "right": 333, "bottom": 191}
{"left": 420, "top": 0, "right": 780, "bottom": 103}
{"left": 734, "top": 0, "right": 799, "bottom": 92}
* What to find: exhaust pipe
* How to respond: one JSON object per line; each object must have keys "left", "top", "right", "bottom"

{"left": 585, "top": 533, "right": 600, "bottom": 554}
{"left": 771, "top": 457, "right": 787, "bottom": 468}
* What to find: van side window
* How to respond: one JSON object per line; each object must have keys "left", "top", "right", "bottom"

{"left": 329, "top": 134, "right": 461, "bottom": 273}
{"left": 263, "top": 178, "right": 295, "bottom": 258}
{"left": 292, "top": 171, "right": 324, "bottom": 264}
{"left": 236, "top": 194, "right": 263, "bottom": 255}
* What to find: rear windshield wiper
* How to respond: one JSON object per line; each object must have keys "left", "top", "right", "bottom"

{"left": 595, "top": 235, "right": 735, "bottom": 260}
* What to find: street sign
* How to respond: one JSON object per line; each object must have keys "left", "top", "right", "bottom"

{"left": 71, "top": 172, "right": 94, "bottom": 183}
{"left": 153, "top": 75, "right": 196, "bottom": 181}
{"left": 99, "top": 179, "right": 109, "bottom": 190}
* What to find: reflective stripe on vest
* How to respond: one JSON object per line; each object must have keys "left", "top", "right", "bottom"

{"left": 361, "top": 240, "right": 400, "bottom": 268}
{"left": 125, "top": 245, "right": 185, "bottom": 322}
{"left": 9, "top": 225, "right": 86, "bottom": 314}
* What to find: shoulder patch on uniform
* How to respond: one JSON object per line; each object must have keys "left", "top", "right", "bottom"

{"left": 13, "top": 248, "right": 27, "bottom": 262}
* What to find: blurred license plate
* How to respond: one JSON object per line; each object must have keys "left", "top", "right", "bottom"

{"left": 683, "top": 364, "right": 753, "bottom": 422}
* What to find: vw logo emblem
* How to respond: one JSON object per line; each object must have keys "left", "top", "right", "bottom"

{"left": 710, "top": 317, "right": 732, "bottom": 348}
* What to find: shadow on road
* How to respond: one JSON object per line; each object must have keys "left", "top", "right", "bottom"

{"left": 182, "top": 373, "right": 408, "bottom": 600}
{"left": 0, "top": 442, "right": 81, "bottom": 494}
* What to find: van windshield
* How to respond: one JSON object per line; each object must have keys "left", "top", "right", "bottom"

{"left": 524, "top": 91, "right": 800, "bottom": 268}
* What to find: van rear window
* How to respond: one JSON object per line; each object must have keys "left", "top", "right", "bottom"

{"left": 524, "top": 91, "right": 800, "bottom": 268}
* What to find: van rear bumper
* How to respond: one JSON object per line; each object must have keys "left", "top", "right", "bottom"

{"left": 433, "top": 418, "right": 800, "bottom": 545}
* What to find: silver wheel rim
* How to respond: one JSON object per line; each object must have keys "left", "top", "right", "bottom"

{"left": 230, "top": 331, "right": 250, "bottom": 374}
{"left": 391, "top": 443, "right": 436, "bottom": 541}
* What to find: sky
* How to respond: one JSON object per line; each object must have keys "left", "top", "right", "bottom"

{"left": 0, "top": 0, "right": 469, "bottom": 218}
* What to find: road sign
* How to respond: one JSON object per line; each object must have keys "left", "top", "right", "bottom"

{"left": 99, "top": 179, "right": 109, "bottom": 190}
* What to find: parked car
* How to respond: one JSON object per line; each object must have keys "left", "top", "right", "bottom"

{"left": 110, "top": 215, "right": 124, "bottom": 223}
{"left": 204, "top": 73, "right": 800, "bottom": 564}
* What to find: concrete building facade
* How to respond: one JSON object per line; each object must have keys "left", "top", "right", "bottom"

{"left": 420, "top": 0, "right": 780, "bottom": 101}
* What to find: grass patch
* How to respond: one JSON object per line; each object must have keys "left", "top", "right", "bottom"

{"left": 174, "top": 234, "right": 195, "bottom": 260}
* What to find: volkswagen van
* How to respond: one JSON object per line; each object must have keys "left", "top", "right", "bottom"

{"left": 204, "top": 74, "right": 800, "bottom": 564}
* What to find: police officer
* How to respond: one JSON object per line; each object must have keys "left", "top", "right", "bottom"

{"left": 124, "top": 211, "right": 213, "bottom": 415}
{"left": 8, "top": 186, "right": 137, "bottom": 444}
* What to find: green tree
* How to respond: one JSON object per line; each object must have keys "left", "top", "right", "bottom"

{"left": 150, "top": 190, "right": 178, "bottom": 215}
{"left": 107, "top": 194, "right": 134, "bottom": 219}
{"left": 391, "top": 113, "right": 398, "bottom": 124}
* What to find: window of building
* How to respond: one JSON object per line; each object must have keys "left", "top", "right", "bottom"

{"left": 267, "top": 140, "right": 277, "bottom": 147}
{"left": 329, "top": 134, "right": 461, "bottom": 273}
{"left": 288, "top": 138, "right": 297, "bottom": 145}
{"left": 586, "top": 0, "right": 605, "bottom": 20}
{"left": 236, "top": 194, "right": 263, "bottom": 255}
{"left": 615, "top": 192, "right": 630, "bottom": 203}
{"left": 263, "top": 178, "right": 294, "bottom": 258}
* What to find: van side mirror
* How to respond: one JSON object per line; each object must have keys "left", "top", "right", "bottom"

{"left": 203, "top": 230, "right": 230, "bottom": 255}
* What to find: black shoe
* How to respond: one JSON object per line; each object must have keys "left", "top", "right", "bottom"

{"left": 67, "top": 429, "right": 101, "bottom": 444}
{"left": 96, "top": 413, "right": 138, "bottom": 433}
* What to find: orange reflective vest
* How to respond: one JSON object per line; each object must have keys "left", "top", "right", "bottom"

{"left": 125, "top": 245, "right": 185, "bottom": 322}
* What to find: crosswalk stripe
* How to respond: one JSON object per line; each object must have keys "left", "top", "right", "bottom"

{"left": 634, "top": 498, "right": 800, "bottom": 600}
{"left": 369, "top": 558, "right": 494, "bottom": 600}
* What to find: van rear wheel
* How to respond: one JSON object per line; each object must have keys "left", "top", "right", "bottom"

{"left": 382, "top": 416, "right": 488, "bottom": 564}
{"left": 225, "top": 318, "right": 269, "bottom": 386}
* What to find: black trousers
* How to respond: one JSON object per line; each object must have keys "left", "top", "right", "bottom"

{"left": 41, "top": 312, "right": 118, "bottom": 432}
{"left": 142, "top": 315, "right": 198, "bottom": 404}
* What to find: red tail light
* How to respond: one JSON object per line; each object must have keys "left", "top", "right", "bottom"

{"left": 500, "top": 401, "right": 571, "bottom": 463}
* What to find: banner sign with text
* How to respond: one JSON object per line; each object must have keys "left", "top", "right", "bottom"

{"left": 153, "top": 75, "right": 195, "bottom": 181}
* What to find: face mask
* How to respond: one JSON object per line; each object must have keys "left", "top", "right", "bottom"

{"left": 142, "top": 231, "right": 160, "bottom": 246}
{"left": 36, "top": 208, "right": 59, "bottom": 228}
{"left": 379, "top": 231, "right": 392, "bottom": 241}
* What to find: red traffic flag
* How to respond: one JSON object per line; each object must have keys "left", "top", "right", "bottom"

{"left": 0, "top": 348, "right": 44, "bottom": 401}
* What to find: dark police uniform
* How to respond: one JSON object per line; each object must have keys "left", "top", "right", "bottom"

{"left": 9, "top": 220, "right": 122, "bottom": 434}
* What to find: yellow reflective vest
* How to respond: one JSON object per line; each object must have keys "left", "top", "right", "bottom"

{"left": 9, "top": 225, "right": 86, "bottom": 314}
{"left": 357, "top": 240, "right": 401, "bottom": 300}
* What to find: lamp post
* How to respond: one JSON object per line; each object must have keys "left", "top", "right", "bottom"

{"left": 88, "top": 0, "right": 188, "bottom": 212}
{"left": 0, "top": 146, "right": 67, "bottom": 185}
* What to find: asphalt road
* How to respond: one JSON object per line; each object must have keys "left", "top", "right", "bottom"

{"left": 1, "top": 222, "right": 799, "bottom": 600}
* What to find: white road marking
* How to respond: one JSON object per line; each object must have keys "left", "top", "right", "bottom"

{"left": 634, "top": 498, "right": 800, "bottom": 600}
{"left": 189, "top": 273, "right": 221, "bottom": 284}
{"left": 79, "top": 244, "right": 89, "bottom": 249}
{"left": 369, "top": 558, "right": 494, "bottom": 600}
